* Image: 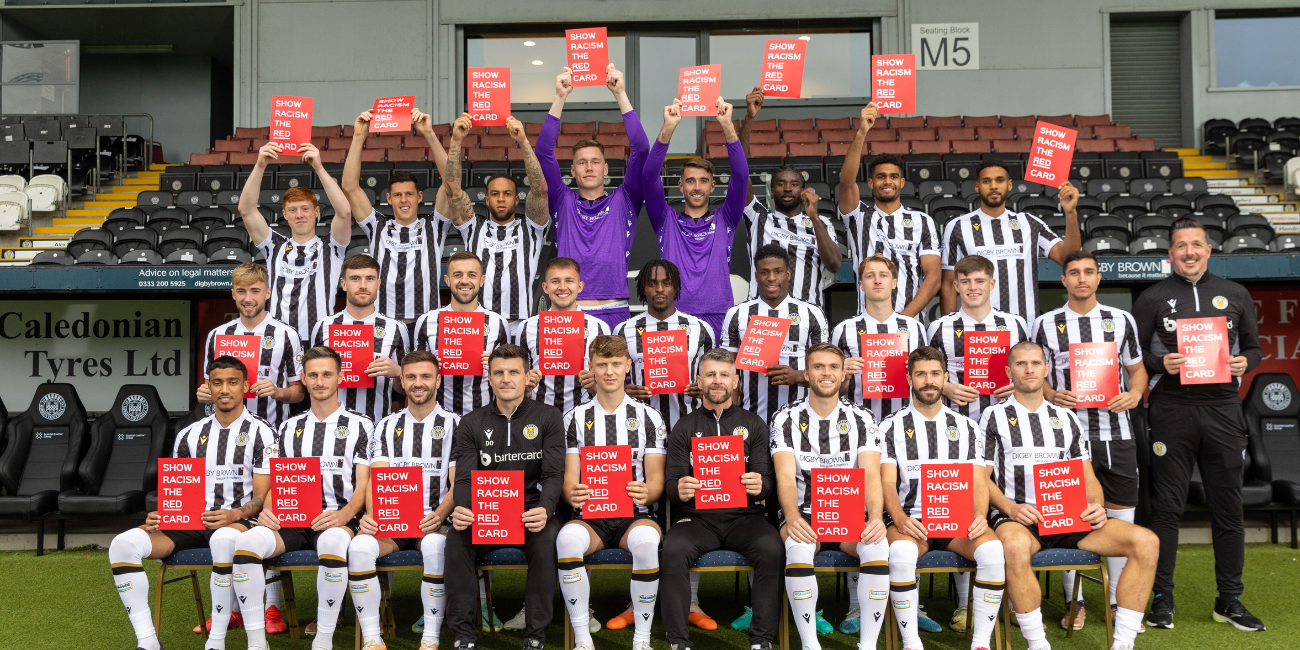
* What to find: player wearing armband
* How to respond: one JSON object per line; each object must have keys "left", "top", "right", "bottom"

{"left": 229, "top": 347, "right": 373, "bottom": 650}
{"left": 981, "top": 342, "right": 1157, "bottom": 650}
{"left": 514, "top": 257, "right": 611, "bottom": 415}
{"left": 556, "top": 336, "right": 667, "bottom": 650}
{"left": 108, "top": 357, "right": 275, "bottom": 650}
{"left": 770, "top": 343, "right": 889, "bottom": 650}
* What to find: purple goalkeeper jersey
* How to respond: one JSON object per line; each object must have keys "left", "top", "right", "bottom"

{"left": 536, "top": 111, "right": 649, "bottom": 300}
{"left": 644, "top": 138, "right": 750, "bottom": 316}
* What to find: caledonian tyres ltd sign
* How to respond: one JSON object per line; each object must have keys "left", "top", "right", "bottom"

{"left": 0, "top": 300, "right": 191, "bottom": 412}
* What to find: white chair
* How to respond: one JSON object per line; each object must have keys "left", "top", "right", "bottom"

{"left": 25, "top": 174, "right": 65, "bottom": 212}
{"left": 0, "top": 191, "right": 29, "bottom": 230}
{"left": 0, "top": 174, "right": 25, "bottom": 193}
{"left": 1286, "top": 156, "right": 1300, "bottom": 201}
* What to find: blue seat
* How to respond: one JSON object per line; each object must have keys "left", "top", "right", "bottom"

{"left": 480, "top": 547, "right": 528, "bottom": 566}
{"left": 814, "top": 549, "right": 857, "bottom": 569}
{"left": 268, "top": 549, "right": 319, "bottom": 568}
{"left": 377, "top": 549, "right": 424, "bottom": 568}
{"left": 156, "top": 549, "right": 217, "bottom": 640}
{"left": 998, "top": 549, "right": 1111, "bottom": 649}
{"left": 164, "top": 548, "right": 212, "bottom": 567}
{"left": 918, "top": 549, "right": 977, "bottom": 570}
{"left": 1031, "top": 548, "right": 1102, "bottom": 568}
{"left": 587, "top": 548, "right": 633, "bottom": 565}
{"left": 693, "top": 549, "right": 752, "bottom": 569}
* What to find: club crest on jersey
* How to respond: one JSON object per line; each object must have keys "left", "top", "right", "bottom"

{"left": 733, "top": 426, "right": 749, "bottom": 440}
{"left": 262, "top": 335, "right": 276, "bottom": 350}
{"left": 432, "top": 426, "right": 445, "bottom": 440}
{"left": 1008, "top": 417, "right": 1018, "bottom": 426}
{"left": 997, "top": 325, "right": 1008, "bottom": 331}
{"left": 480, "top": 451, "right": 491, "bottom": 466}
{"left": 789, "top": 314, "right": 800, "bottom": 325}
{"left": 1213, "top": 295, "right": 1228, "bottom": 309}
{"left": 294, "top": 350, "right": 304, "bottom": 364}
{"left": 1102, "top": 319, "right": 1115, "bottom": 332}
{"left": 800, "top": 216, "right": 813, "bottom": 227}
{"left": 236, "top": 432, "right": 248, "bottom": 445}
{"left": 905, "top": 428, "right": 915, "bottom": 438}
{"left": 837, "top": 420, "right": 850, "bottom": 433}
{"left": 1009, "top": 219, "right": 1021, "bottom": 230}
{"left": 335, "top": 426, "right": 349, "bottom": 439}
{"left": 657, "top": 425, "right": 667, "bottom": 439}
{"left": 903, "top": 218, "right": 913, "bottom": 228}
{"left": 524, "top": 424, "right": 539, "bottom": 439}
{"left": 680, "top": 323, "right": 689, "bottom": 330}
{"left": 947, "top": 427, "right": 959, "bottom": 441}
{"left": 1153, "top": 442, "right": 1167, "bottom": 456}
{"left": 375, "top": 326, "right": 385, "bottom": 338}
{"left": 626, "top": 419, "right": 639, "bottom": 431}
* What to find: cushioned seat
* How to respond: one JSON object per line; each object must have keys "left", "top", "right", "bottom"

{"left": 814, "top": 549, "right": 857, "bottom": 569}
{"left": 693, "top": 550, "right": 751, "bottom": 568}
{"left": 56, "top": 385, "right": 168, "bottom": 516}
{"left": 57, "top": 489, "right": 143, "bottom": 515}
{"left": 164, "top": 548, "right": 213, "bottom": 567}
{"left": 1031, "top": 548, "right": 1101, "bottom": 568}
{"left": 1273, "top": 480, "right": 1300, "bottom": 505}
{"left": 269, "top": 550, "right": 320, "bottom": 568}
{"left": 918, "top": 549, "right": 977, "bottom": 569}
{"left": 587, "top": 548, "right": 633, "bottom": 565}
{"left": 480, "top": 547, "right": 527, "bottom": 566}
{"left": 0, "top": 490, "right": 59, "bottom": 516}
{"left": 0, "top": 384, "right": 90, "bottom": 533}
{"left": 377, "top": 549, "right": 424, "bottom": 568}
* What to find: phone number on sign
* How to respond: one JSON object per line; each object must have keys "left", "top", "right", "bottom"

{"left": 136, "top": 280, "right": 193, "bottom": 288}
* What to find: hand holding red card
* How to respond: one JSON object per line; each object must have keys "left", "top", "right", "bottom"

{"left": 1177, "top": 316, "right": 1230, "bottom": 384}
{"left": 693, "top": 435, "right": 746, "bottom": 509}
{"left": 581, "top": 445, "right": 633, "bottom": 519}
{"left": 472, "top": 470, "right": 524, "bottom": 544}
{"left": 811, "top": 468, "right": 865, "bottom": 542}
{"left": 761, "top": 39, "right": 806, "bottom": 98}
{"left": 566, "top": 28, "right": 609, "bottom": 86}
{"left": 1025, "top": 121, "right": 1077, "bottom": 187}
{"left": 678, "top": 65, "right": 721, "bottom": 116}
{"left": 370, "top": 96, "right": 415, "bottom": 133}
{"left": 964, "top": 330, "right": 1010, "bottom": 395}
{"left": 157, "top": 459, "right": 204, "bottom": 530}
{"left": 642, "top": 330, "right": 689, "bottom": 394}
{"left": 370, "top": 466, "right": 423, "bottom": 538}
{"left": 271, "top": 457, "right": 323, "bottom": 528}
{"left": 330, "top": 324, "right": 374, "bottom": 388}
{"left": 1069, "top": 342, "right": 1119, "bottom": 406}
{"left": 860, "top": 333, "right": 908, "bottom": 399}
{"left": 920, "top": 463, "right": 975, "bottom": 539}
{"left": 871, "top": 55, "right": 915, "bottom": 114}
{"left": 269, "top": 95, "right": 313, "bottom": 154}
{"left": 467, "top": 68, "right": 510, "bottom": 127}
{"left": 538, "top": 311, "right": 584, "bottom": 376}
{"left": 1033, "top": 460, "right": 1090, "bottom": 534}
{"left": 735, "top": 316, "right": 791, "bottom": 373}
{"left": 438, "top": 312, "right": 486, "bottom": 376}
{"left": 213, "top": 334, "right": 260, "bottom": 398}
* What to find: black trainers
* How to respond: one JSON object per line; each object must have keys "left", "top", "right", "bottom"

{"left": 1213, "top": 596, "right": 1266, "bottom": 631}
{"left": 522, "top": 638, "right": 545, "bottom": 650}
{"left": 1146, "top": 592, "right": 1175, "bottom": 629}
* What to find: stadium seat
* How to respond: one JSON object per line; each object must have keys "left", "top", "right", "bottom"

{"left": 1077, "top": 139, "right": 1115, "bottom": 153}
{"left": 1269, "top": 235, "right": 1300, "bottom": 252}
{"left": 57, "top": 385, "right": 168, "bottom": 516}
{"left": 1189, "top": 213, "right": 1227, "bottom": 244}
{"left": 1075, "top": 114, "right": 1112, "bottom": 127}
{"left": 916, "top": 179, "right": 959, "bottom": 200}
{"left": 1000, "top": 115, "right": 1035, "bottom": 127}
{"left": 1116, "top": 138, "right": 1155, "bottom": 152}
{"left": 786, "top": 156, "right": 825, "bottom": 183}
{"left": 0, "top": 191, "right": 27, "bottom": 230}
{"left": 1132, "top": 214, "right": 1174, "bottom": 239}
{"left": 1237, "top": 118, "right": 1271, "bottom": 137}
{"left": 1037, "top": 114, "right": 1074, "bottom": 127}
{"left": 1223, "top": 235, "right": 1268, "bottom": 254}
{"left": 29, "top": 250, "right": 73, "bottom": 266}
{"left": 119, "top": 249, "right": 165, "bottom": 266}
{"left": 937, "top": 127, "right": 976, "bottom": 142}
{"left": 204, "top": 225, "right": 251, "bottom": 255}
{"left": 112, "top": 227, "right": 159, "bottom": 257}
{"left": 870, "top": 142, "right": 909, "bottom": 155}
{"left": 207, "top": 247, "right": 252, "bottom": 265}
{"left": 951, "top": 140, "right": 991, "bottom": 154}
{"left": 0, "top": 174, "right": 26, "bottom": 192}
{"left": 1228, "top": 132, "right": 1266, "bottom": 163}
{"left": 1128, "top": 178, "right": 1169, "bottom": 200}
{"left": 1170, "top": 177, "right": 1208, "bottom": 199}
{"left": 1085, "top": 215, "right": 1130, "bottom": 242}
{"left": 165, "top": 249, "right": 207, "bottom": 265}
{"left": 1195, "top": 194, "right": 1241, "bottom": 219}
{"left": 898, "top": 128, "right": 936, "bottom": 142}
{"left": 928, "top": 195, "right": 970, "bottom": 225}
{"left": 1106, "top": 196, "right": 1148, "bottom": 220}
{"left": 189, "top": 208, "right": 233, "bottom": 234}
{"left": 1202, "top": 119, "right": 1236, "bottom": 154}
{"left": 864, "top": 129, "right": 898, "bottom": 143}
{"left": 911, "top": 140, "right": 951, "bottom": 155}
{"left": 176, "top": 190, "right": 214, "bottom": 211}
{"left": 1228, "top": 213, "right": 1274, "bottom": 242}
{"left": 1084, "top": 179, "right": 1124, "bottom": 203}
{"left": 0, "top": 384, "right": 89, "bottom": 551}
{"left": 1239, "top": 374, "right": 1300, "bottom": 547}
{"left": 67, "top": 228, "right": 114, "bottom": 257}
{"left": 198, "top": 165, "right": 239, "bottom": 193}
{"left": 1017, "top": 195, "right": 1058, "bottom": 218}
{"left": 1129, "top": 235, "right": 1169, "bottom": 256}
{"left": 888, "top": 117, "right": 924, "bottom": 129}
{"left": 991, "top": 139, "right": 1029, "bottom": 153}
{"left": 783, "top": 131, "right": 821, "bottom": 145}
{"left": 26, "top": 174, "right": 64, "bottom": 211}
{"left": 103, "top": 208, "right": 146, "bottom": 236}
{"left": 146, "top": 207, "right": 188, "bottom": 236}
{"left": 1070, "top": 153, "right": 1104, "bottom": 181}
{"left": 904, "top": 154, "right": 944, "bottom": 184}
{"left": 963, "top": 116, "right": 999, "bottom": 128}
{"left": 1083, "top": 236, "right": 1127, "bottom": 255}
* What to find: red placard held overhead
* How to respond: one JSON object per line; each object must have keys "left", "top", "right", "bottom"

{"left": 860, "top": 333, "right": 909, "bottom": 399}
{"left": 438, "top": 312, "right": 486, "bottom": 377}
{"left": 1033, "top": 460, "right": 1091, "bottom": 534}
{"left": 871, "top": 54, "right": 915, "bottom": 115}
{"left": 213, "top": 334, "right": 260, "bottom": 398}
{"left": 693, "top": 435, "right": 746, "bottom": 509}
{"left": 467, "top": 67, "right": 510, "bottom": 127}
{"left": 642, "top": 329, "right": 689, "bottom": 395}
{"left": 920, "top": 463, "right": 974, "bottom": 539}
{"left": 157, "top": 458, "right": 205, "bottom": 530}
{"left": 370, "top": 466, "right": 423, "bottom": 539}
{"left": 1025, "top": 121, "right": 1077, "bottom": 187}
{"left": 566, "top": 27, "right": 609, "bottom": 86}
{"left": 761, "top": 39, "right": 807, "bottom": 98}
{"left": 1069, "top": 342, "right": 1119, "bottom": 407}
{"left": 269, "top": 95, "right": 313, "bottom": 155}
{"left": 369, "top": 95, "right": 415, "bottom": 133}
{"left": 1177, "top": 317, "right": 1231, "bottom": 384}
{"left": 964, "top": 330, "right": 1010, "bottom": 395}
{"left": 538, "top": 311, "right": 584, "bottom": 376}
{"left": 271, "top": 457, "right": 323, "bottom": 528}
{"left": 329, "top": 324, "right": 374, "bottom": 388}
{"left": 472, "top": 470, "right": 524, "bottom": 544}
{"left": 734, "top": 316, "right": 791, "bottom": 373}
{"left": 581, "top": 445, "right": 633, "bottom": 519}
{"left": 678, "top": 65, "right": 721, "bottom": 116}
{"left": 811, "top": 468, "right": 865, "bottom": 542}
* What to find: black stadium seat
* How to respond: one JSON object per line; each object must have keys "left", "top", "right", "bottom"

{"left": 175, "top": 190, "right": 214, "bottom": 212}
{"left": 112, "top": 226, "right": 158, "bottom": 257}
{"left": 1238, "top": 117, "right": 1272, "bottom": 137}
{"left": 135, "top": 191, "right": 174, "bottom": 213}
{"left": 67, "top": 227, "right": 114, "bottom": 257}
{"left": 119, "top": 249, "right": 165, "bottom": 265}
{"left": 1195, "top": 194, "right": 1240, "bottom": 220}
{"left": 1085, "top": 215, "right": 1130, "bottom": 242}
{"left": 208, "top": 247, "right": 252, "bottom": 265}
{"left": 1223, "top": 235, "right": 1267, "bottom": 255}
{"left": 204, "top": 225, "right": 250, "bottom": 255}
{"left": 1202, "top": 119, "right": 1236, "bottom": 154}
{"left": 1128, "top": 235, "right": 1168, "bottom": 256}
{"left": 1275, "top": 117, "right": 1300, "bottom": 134}
{"left": 76, "top": 250, "right": 118, "bottom": 265}
{"left": 190, "top": 207, "right": 233, "bottom": 233}
{"left": 0, "top": 384, "right": 90, "bottom": 525}
{"left": 1270, "top": 235, "right": 1300, "bottom": 252}
{"left": 158, "top": 226, "right": 204, "bottom": 256}
{"left": 29, "top": 250, "right": 73, "bottom": 266}
{"left": 1228, "top": 213, "right": 1274, "bottom": 242}
{"left": 1106, "top": 195, "right": 1147, "bottom": 220}
{"left": 1129, "top": 178, "right": 1168, "bottom": 200}
{"left": 103, "top": 207, "right": 146, "bottom": 235}
{"left": 1150, "top": 194, "right": 1194, "bottom": 219}
{"left": 165, "top": 249, "right": 207, "bottom": 265}
{"left": 1243, "top": 374, "right": 1300, "bottom": 531}
{"left": 57, "top": 385, "right": 169, "bottom": 516}
{"left": 1082, "top": 236, "right": 1127, "bottom": 255}
{"left": 1132, "top": 214, "right": 1173, "bottom": 239}
{"left": 1170, "top": 176, "right": 1208, "bottom": 200}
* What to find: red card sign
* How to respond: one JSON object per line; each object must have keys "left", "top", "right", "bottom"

{"left": 472, "top": 470, "right": 524, "bottom": 544}
{"left": 271, "top": 457, "right": 323, "bottom": 528}
{"left": 467, "top": 67, "right": 510, "bottom": 127}
{"left": 1069, "top": 342, "right": 1119, "bottom": 407}
{"left": 370, "top": 95, "right": 415, "bottom": 133}
{"left": 643, "top": 329, "right": 689, "bottom": 395}
{"left": 269, "top": 95, "right": 313, "bottom": 154}
{"left": 439, "top": 312, "right": 486, "bottom": 376}
{"left": 581, "top": 445, "right": 633, "bottom": 519}
{"left": 761, "top": 39, "right": 806, "bottom": 98}
{"left": 678, "top": 65, "right": 721, "bottom": 116}
{"left": 860, "top": 333, "right": 908, "bottom": 399}
{"left": 871, "top": 54, "right": 915, "bottom": 115}
{"left": 693, "top": 435, "right": 746, "bottom": 509}
{"left": 214, "top": 334, "right": 260, "bottom": 398}
{"left": 811, "top": 468, "right": 865, "bottom": 542}
{"left": 920, "top": 463, "right": 974, "bottom": 539}
{"left": 566, "top": 28, "right": 609, "bottom": 86}
{"left": 1033, "top": 460, "right": 1091, "bottom": 534}
{"left": 539, "top": 311, "right": 584, "bottom": 376}
{"left": 371, "top": 466, "right": 423, "bottom": 539}
{"left": 1178, "top": 317, "right": 1230, "bottom": 384}
{"left": 964, "top": 330, "right": 1010, "bottom": 395}
{"left": 1025, "top": 121, "right": 1077, "bottom": 187}
{"left": 735, "top": 316, "right": 791, "bottom": 373}
{"left": 157, "top": 458, "right": 205, "bottom": 530}
{"left": 330, "top": 324, "right": 374, "bottom": 388}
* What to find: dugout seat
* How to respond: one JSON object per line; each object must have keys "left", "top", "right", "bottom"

{"left": 0, "top": 384, "right": 89, "bottom": 550}
{"left": 1243, "top": 374, "right": 1300, "bottom": 547}
{"left": 57, "top": 385, "right": 168, "bottom": 516}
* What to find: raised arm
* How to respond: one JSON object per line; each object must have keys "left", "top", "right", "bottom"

{"left": 802, "top": 187, "right": 842, "bottom": 272}
{"left": 741, "top": 86, "right": 763, "bottom": 203}
{"left": 441, "top": 113, "right": 474, "bottom": 226}
{"left": 838, "top": 103, "right": 877, "bottom": 214}
{"left": 613, "top": 64, "right": 649, "bottom": 209}
{"left": 1047, "top": 181, "right": 1082, "bottom": 265}
{"left": 548, "top": 66, "right": 574, "bottom": 119}
{"left": 508, "top": 116, "right": 549, "bottom": 227}
{"left": 301, "top": 143, "right": 352, "bottom": 246}
{"left": 341, "top": 111, "right": 375, "bottom": 224}
{"left": 643, "top": 101, "right": 681, "bottom": 233}
{"left": 718, "top": 99, "right": 750, "bottom": 229}
{"left": 237, "top": 142, "right": 279, "bottom": 245}
{"left": 411, "top": 108, "right": 450, "bottom": 180}
{"left": 538, "top": 71, "right": 571, "bottom": 211}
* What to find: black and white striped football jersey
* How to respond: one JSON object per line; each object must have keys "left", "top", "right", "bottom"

{"left": 203, "top": 315, "right": 303, "bottom": 430}
{"left": 277, "top": 406, "right": 373, "bottom": 511}
{"left": 1032, "top": 304, "right": 1143, "bottom": 443}
{"left": 310, "top": 309, "right": 410, "bottom": 424}
{"left": 513, "top": 311, "right": 611, "bottom": 416}
{"left": 878, "top": 404, "right": 984, "bottom": 519}
{"left": 411, "top": 306, "right": 512, "bottom": 415}
{"left": 371, "top": 406, "right": 461, "bottom": 514}
{"left": 456, "top": 216, "right": 549, "bottom": 321}
{"left": 980, "top": 397, "right": 1089, "bottom": 509}
{"left": 360, "top": 210, "right": 453, "bottom": 320}
{"left": 611, "top": 310, "right": 716, "bottom": 429}
{"left": 839, "top": 202, "right": 940, "bottom": 314}
{"left": 256, "top": 230, "right": 347, "bottom": 345}
{"left": 563, "top": 394, "right": 667, "bottom": 516}
{"left": 941, "top": 209, "right": 1061, "bottom": 324}
{"left": 769, "top": 397, "right": 881, "bottom": 520}
{"left": 925, "top": 308, "right": 1030, "bottom": 422}
{"left": 744, "top": 197, "right": 838, "bottom": 311}
{"left": 172, "top": 409, "right": 277, "bottom": 512}
{"left": 831, "top": 311, "right": 927, "bottom": 422}
{"left": 721, "top": 296, "right": 828, "bottom": 423}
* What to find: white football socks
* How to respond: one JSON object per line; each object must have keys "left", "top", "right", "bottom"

{"left": 1112, "top": 606, "right": 1144, "bottom": 648}
{"left": 627, "top": 526, "right": 661, "bottom": 645}
{"left": 206, "top": 527, "right": 242, "bottom": 650}
{"left": 232, "top": 526, "right": 277, "bottom": 649}
{"left": 421, "top": 533, "right": 448, "bottom": 645}
{"left": 312, "top": 527, "right": 352, "bottom": 649}
{"left": 1017, "top": 608, "right": 1050, "bottom": 650}
{"left": 857, "top": 541, "right": 890, "bottom": 650}
{"left": 556, "top": 524, "right": 593, "bottom": 645}
{"left": 348, "top": 534, "right": 383, "bottom": 643}
{"left": 1106, "top": 508, "right": 1135, "bottom": 606}
{"left": 888, "top": 540, "right": 921, "bottom": 649}
{"left": 970, "top": 541, "right": 1006, "bottom": 650}
{"left": 784, "top": 537, "right": 821, "bottom": 650}
{"left": 109, "top": 528, "right": 159, "bottom": 650}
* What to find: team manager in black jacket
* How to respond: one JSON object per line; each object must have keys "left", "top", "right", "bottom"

{"left": 662, "top": 348, "right": 780, "bottom": 650}
{"left": 447, "top": 344, "right": 566, "bottom": 650}
{"left": 1132, "top": 218, "right": 1264, "bottom": 632}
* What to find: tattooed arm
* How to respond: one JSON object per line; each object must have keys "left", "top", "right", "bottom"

{"left": 442, "top": 112, "right": 475, "bottom": 226}
{"left": 509, "top": 116, "right": 550, "bottom": 226}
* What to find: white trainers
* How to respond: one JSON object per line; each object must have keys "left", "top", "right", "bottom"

{"left": 504, "top": 608, "right": 527, "bottom": 630}
{"left": 419, "top": 641, "right": 438, "bottom": 650}
{"left": 589, "top": 608, "right": 601, "bottom": 632}
{"left": 633, "top": 643, "right": 653, "bottom": 650}
{"left": 574, "top": 642, "right": 594, "bottom": 650}
{"left": 361, "top": 641, "right": 386, "bottom": 650}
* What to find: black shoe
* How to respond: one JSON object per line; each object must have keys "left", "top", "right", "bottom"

{"left": 670, "top": 645, "right": 694, "bottom": 650}
{"left": 749, "top": 643, "right": 773, "bottom": 650}
{"left": 1146, "top": 592, "right": 1175, "bottom": 629}
{"left": 454, "top": 641, "right": 477, "bottom": 650}
{"left": 1214, "top": 596, "right": 1265, "bottom": 631}
{"left": 522, "top": 638, "right": 544, "bottom": 650}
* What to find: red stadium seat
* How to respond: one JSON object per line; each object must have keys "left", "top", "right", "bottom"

{"left": 603, "top": 145, "right": 628, "bottom": 160}
{"left": 927, "top": 116, "right": 962, "bottom": 128}
{"left": 596, "top": 133, "right": 629, "bottom": 148}
{"left": 815, "top": 117, "right": 852, "bottom": 131}
{"left": 485, "top": 125, "right": 510, "bottom": 135}
{"left": 468, "top": 126, "right": 487, "bottom": 136}
{"left": 889, "top": 116, "right": 924, "bottom": 129}
{"left": 869, "top": 141, "right": 909, "bottom": 155}
{"left": 951, "top": 140, "right": 992, "bottom": 154}
{"left": 788, "top": 142, "right": 828, "bottom": 156}
{"left": 214, "top": 140, "right": 248, "bottom": 153}
{"left": 479, "top": 134, "right": 514, "bottom": 148}
{"left": 431, "top": 124, "right": 450, "bottom": 136}
{"left": 751, "top": 119, "right": 777, "bottom": 132}
{"left": 318, "top": 150, "right": 345, "bottom": 164}
{"left": 343, "top": 125, "right": 356, "bottom": 137}
{"left": 367, "top": 135, "right": 403, "bottom": 150}
{"left": 310, "top": 137, "right": 328, "bottom": 150}
{"left": 557, "top": 134, "right": 586, "bottom": 148}
{"left": 991, "top": 139, "right": 1030, "bottom": 153}
{"left": 750, "top": 131, "right": 781, "bottom": 144}
{"left": 555, "top": 146, "right": 573, "bottom": 160}
{"left": 964, "top": 116, "right": 1000, "bottom": 128}
{"left": 911, "top": 140, "right": 951, "bottom": 154}
{"left": 828, "top": 142, "right": 852, "bottom": 156}
{"left": 865, "top": 129, "right": 898, "bottom": 142}
{"left": 312, "top": 125, "right": 342, "bottom": 138}
{"left": 359, "top": 149, "right": 387, "bottom": 162}
{"left": 1000, "top": 115, "right": 1036, "bottom": 127}
{"left": 1116, "top": 138, "right": 1155, "bottom": 152}
{"left": 598, "top": 121, "right": 626, "bottom": 134}
{"left": 229, "top": 152, "right": 258, "bottom": 165}
{"left": 251, "top": 138, "right": 269, "bottom": 150}
{"left": 780, "top": 118, "right": 814, "bottom": 131}
{"left": 898, "top": 128, "right": 936, "bottom": 141}
{"left": 977, "top": 127, "right": 1014, "bottom": 141}
{"left": 1074, "top": 126, "right": 1095, "bottom": 139}
{"left": 525, "top": 122, "right": 543, "bottom": 135}
{"left": 526, "top": 134, "right": 539, "bottom": 149}
{"left": 707, "top": 143, "right": 728, "bottom": 158}
{"left": 561, "top": 122, "right": 596, "bottom": 135}
{"left": 1074, "top": 114, "right": 1112, "bottom": 127}
{"left": 1014, "top": 126, "right": 1039, "bottom": 141}
{"left": 1093, "top": 125, "right": 1132, "bottom": 139}
{"left": 402, "top": 135, "right": 434, "bottom": 149}
{"left": 388, "top": 148, "right": 427, "bottom": 162}
{"left": 938, "top": 127, "right": 976, "bottom": 141}
{"left": 704, "top": 120, "right": 723, "bottom": 132}
{"left": 1076, "top": 139, "right": 1116, "bottom": 153}
{"left": 507, "top": 147, "right": 526, "bottom": 161}
{"left": 750, "top": 143, "right": 788, "bottom": 157}
{"left": 1038, "top": 114, "right": 1075, "bottom": 127}
{"left": 467, "top": 147, "right": 506, "bottom": 161}
{"left": 235, "top": 127, "right": 268, "bottom": 139}
{"left": 820, "top": 129, "right": 857, "bottom": 143}
{"left": 703, "top": 131, "right": 726, "bottom": 146}
{"left": 190, "top": 152, "right": 228, "bottom": 165}
{"left": 782, "top": 131, "right": 820, "bottom": 144}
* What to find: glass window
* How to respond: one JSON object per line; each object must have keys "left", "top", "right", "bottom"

{"left": 709, "top": 30, "right": 872, "bottom": 99}
{"left": 2, "top": 42, "right": 77, "bottom": 84}
{"left": 1215, "top": 13, "right": 1300, "bottom": 88}
{"left": 1, "top": 84, "right": 77, "bottom": 114}
{"left": 467, "top": 34, "right": 627, "bottom": 103}
{"left": 639, "top": 35, "right": 699, "bottom": 155}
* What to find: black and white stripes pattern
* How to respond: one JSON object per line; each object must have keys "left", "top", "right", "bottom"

{"left": 277, "top": 406, "right": 373, "bottom": 512}
{"left": 925, "top": 309, "right": 1030, "bottom": 423}
{"left": 831, "top": 311, "right": 927, "bottom": 422}
{"left": 839, "top": 201, "right": 940, "bottom": 314}
{"left": 744, "top": 197, "right": 838, "bottom": 311}
{"left": 172, "top": 409, "right": 276, "bottom": 512}
{"left": 563, "top": 394, "right": 667, "bottom": 516}
{"left": 203, "top": 316, "right": 303, "bottom": 430}
{"left": 361, "top": 209, "right": 453, "bottom": 321}
{"left": 941, "top": 210, "right": 1061, "bottom": 324}
{"left": 878, "top": 404, "right": 984, "bottom": 519}
{"left": 980, "top": 399, "right": 1090, "bottom": 509}
{"left": 371, "top": 406, "right": 461, "bottom": 513}
{"left": 456, "top": 216, "right": 549, "bottom": 321}
{"left": 721, "top": 296, "right": 828, "bottom": 423}
{"left": 769, "top": 397, "right": 880, "bottom": 519}
{"left": 257, "top": 231, "right": 347, "bottom": 345}
{"left": 611, "top": 311, "right": 715, "bottom": 429}
{"left": 1031, "top": 305, "right": 1143, "bottom": 443}
{"left": 309, "top": 310, "right": 410, "bottom": 424}
{"left": 412, "top": 306, "right": 512, "bottom": 415}
{"left": 513, "top": 311, "right": 612, "bottom": 416}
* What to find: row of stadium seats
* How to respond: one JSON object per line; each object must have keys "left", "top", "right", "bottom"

{"left": 1203, "top": 116, "right": 1299, "bottom": 155}
{"left": 724, "top": 137, "right": 1155, "bottom": 158}
{"left": 0, "top": 114, "right": 147, "bottom": 195}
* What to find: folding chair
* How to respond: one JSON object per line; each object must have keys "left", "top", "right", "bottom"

{"left": 561, "top": 548, "right": 634, "bottom": 650}
{"left": 998, "top": 549, "right": 1111, "bottom": 650}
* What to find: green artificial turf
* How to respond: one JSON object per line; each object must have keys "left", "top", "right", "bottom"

{"left": 2, "top": 543, "right": 1297, "bottom": 650}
